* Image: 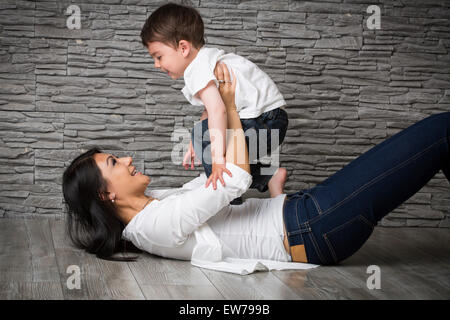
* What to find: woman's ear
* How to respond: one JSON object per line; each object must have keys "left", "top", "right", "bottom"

{"left": 99, "top": 191, "right": 115, "bottom": 202}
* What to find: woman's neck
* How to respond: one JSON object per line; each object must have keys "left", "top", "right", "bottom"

{"left": 116, "top": 195, "right": 153, "bottom": 225}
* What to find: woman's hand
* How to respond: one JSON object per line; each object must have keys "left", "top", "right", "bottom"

{"left": 214, "top": 62, "right": 237, "bottom": 111}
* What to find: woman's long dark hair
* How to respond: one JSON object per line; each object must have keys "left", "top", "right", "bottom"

{"left": 62, "top": 147, "right": 141, "bottom": 261}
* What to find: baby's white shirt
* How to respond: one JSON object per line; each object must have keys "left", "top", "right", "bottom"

{"left": 182, "top": 46, "right": 286, "bottom": 119}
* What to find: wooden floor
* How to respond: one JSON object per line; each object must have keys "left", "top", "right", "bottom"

{"left": 0, "top": 218, "right": 449, "bottom": 300}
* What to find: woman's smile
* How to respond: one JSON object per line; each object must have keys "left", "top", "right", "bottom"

{"left": 93, "top": 153, "right": 150, "bottom": 199}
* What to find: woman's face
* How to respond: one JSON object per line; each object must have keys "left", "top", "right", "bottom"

{"left": 94, "top": 153, "right": 150, "bottom": 201}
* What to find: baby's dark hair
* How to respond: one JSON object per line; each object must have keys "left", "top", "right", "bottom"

{"left": 140, "top": 2, "right": 205, "bottom": 49}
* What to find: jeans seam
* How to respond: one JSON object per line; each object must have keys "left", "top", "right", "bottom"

{"left": 288, "top": 228, "right": 310, "bottom": 235}
{"left": 323, "top": 234, "right": 338, "bottom": 264}
{"left": 323, "top": 215, "right": 374, "bottom": 264}
{"left": 359, "top": 214, "right": 375, "bottom": 227}
{"left": 308, "top": 232, "right": 326, "bottom": 264}
{"left": 287, "top": 197, "right": 308, "bottom": 249}
{"left": 305, "top": 192, "right": 323, "bottom": 214}
{"left": 309, "top": 136, "right": 447, "bottom": 224}
{"left": 324, "top": 215, "right": 369, "bottom": 237}
{"left": 295, "top": 198, "right": 308, "bottom": 246}
{"left": 294, "top": 198, "right": 301, "bottom": 232}
{"left": 323, "top": 215, "right": 357, "bottom": 264}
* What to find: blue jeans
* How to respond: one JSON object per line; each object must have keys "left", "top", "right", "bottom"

{"left": 283, "top": 112, "right": 450, "bottom": 265}
{"left": 191, "top": 107, "right": 289, "bottom": 192}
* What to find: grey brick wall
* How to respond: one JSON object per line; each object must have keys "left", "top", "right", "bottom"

{"left": 0, "top": 0, "right": 449, "bottom": 227}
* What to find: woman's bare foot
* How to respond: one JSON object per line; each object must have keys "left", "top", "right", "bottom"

{"left": 268, "top": 167, "right": 287, "bottom": 198}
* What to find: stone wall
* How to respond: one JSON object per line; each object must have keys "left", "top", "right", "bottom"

{"left": 0, "top": 0, "right": 449, "bottom": 227}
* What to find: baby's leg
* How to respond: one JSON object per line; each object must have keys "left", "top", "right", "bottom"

{"left": 191, "top": 118, "right": 213, "bottom": 177}
{"left": 242, "top": 108, "right": 289, "bottom": 194}
{"left": 268, "top": 167, "right": 288, "bottom": 197}
{"left": 192, "top": 109, "right": 290, "bottom": 197}
{"left": 191, "top": 118, "right": 244, "bottom": 205}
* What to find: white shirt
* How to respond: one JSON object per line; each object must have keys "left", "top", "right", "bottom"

{"left": 122, "top": 163, "right": 318, "bottom": 275}
{"left": 182, "top": 47, "right": 287, "bottom": 119}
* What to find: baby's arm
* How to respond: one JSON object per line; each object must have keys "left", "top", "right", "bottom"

{"left": 196, "top": 80, "right": 229, "bottom": 189}
{"left": 182, "top": 92, "right": 209, "bottom": 170}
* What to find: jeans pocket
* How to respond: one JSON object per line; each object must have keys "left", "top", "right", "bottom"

{"left": 323, "top": 214, "right": 374, "bottom": 264}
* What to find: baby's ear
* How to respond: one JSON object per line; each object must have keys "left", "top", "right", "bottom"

{"left": 178, "top": 40, "right": 191, "bottom": 57}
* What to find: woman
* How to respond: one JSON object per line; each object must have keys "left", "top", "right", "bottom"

{"left": 63, "top": 63, "right": 450, "bottom": 275}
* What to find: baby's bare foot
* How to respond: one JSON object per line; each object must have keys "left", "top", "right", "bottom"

{"left": 268, "top": 168, "right": 287, "bottom": 198}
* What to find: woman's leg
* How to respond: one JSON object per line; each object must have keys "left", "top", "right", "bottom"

{"left": 284, "top": 112, "right": 450, "bottom": 265}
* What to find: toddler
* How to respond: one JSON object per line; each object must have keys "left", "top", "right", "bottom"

{"left": 141, "top": 3, "right": 289, "bottom": 202}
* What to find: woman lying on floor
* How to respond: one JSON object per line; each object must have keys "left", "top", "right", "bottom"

{"left": 63, "top": 63, "right": 450, "bottom": 275}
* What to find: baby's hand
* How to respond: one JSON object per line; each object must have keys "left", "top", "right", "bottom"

{"left": 205, "top": 159, "right": 232, "bottom": 190}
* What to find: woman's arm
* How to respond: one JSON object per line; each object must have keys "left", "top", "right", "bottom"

{"left": 200, "top": 108, "right": 208, "bottom": 121}
{"left": 215, "top": 63, "right": 250, "bottom": 174}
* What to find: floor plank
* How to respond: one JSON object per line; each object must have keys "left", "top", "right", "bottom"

{"left": 199, "top": 269, "right": 300, "bottom": 300}
{"left": 0, "top": 219, "right": 64, "bottom": 299}
{"left": 1, "top": 218, "right": 449, "bottom": 300}
{"left": 0, "top": 281, "right": 64, "bottom": 300}
{"left": 26, "top": 219, "right": 61, "bottom": 283}
{"left": 274, "top": 226, "right": 450, "bottom": 300}
{"left": 0, "top": 219, "right": 32, "bottom": 283}
{"left": 127, "top": 253, "right": 224, "bottom": 299}
{"left": 49, "top": 219, "right": 145, "bottom": 300}
{"left": 350, "top": 227, "right": 450, "bottom": 299}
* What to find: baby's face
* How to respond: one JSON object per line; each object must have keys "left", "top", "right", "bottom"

{"left": 147, "top": 41, "right": 188, "bottom": 80}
